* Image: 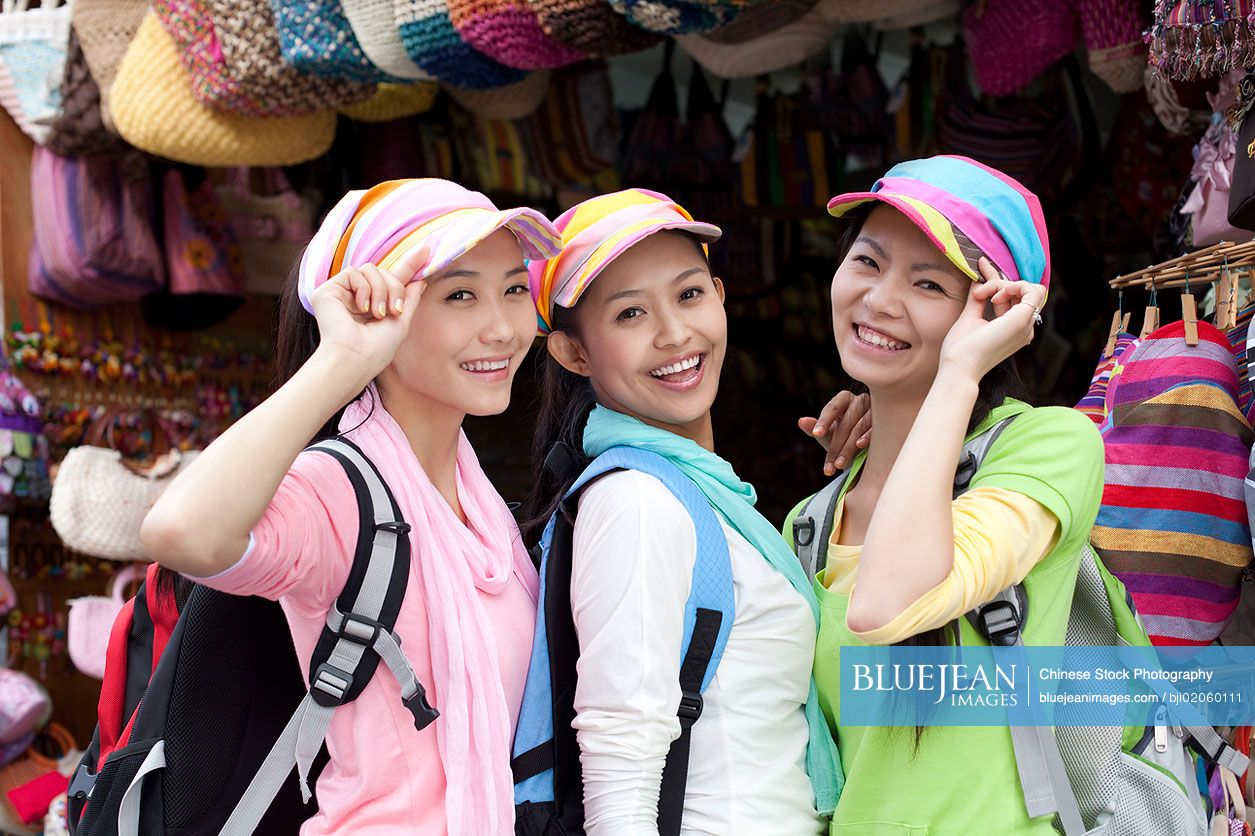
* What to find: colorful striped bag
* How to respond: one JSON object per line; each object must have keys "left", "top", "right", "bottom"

{"left": 1092, "top": 319, "right": 1254, "bottom": 645}
{"left": 1074, "top": 331, "right": 1137, "bottom": 425}
{"left": 27, "top": 147, "right": 164, "bottom": 310}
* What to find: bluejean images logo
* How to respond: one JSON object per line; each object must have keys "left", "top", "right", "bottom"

{"left": 839, "top": 645, "right": 1255, "bottom": 728}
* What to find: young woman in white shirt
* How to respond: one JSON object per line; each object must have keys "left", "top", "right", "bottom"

{"left": 520, "top": 188, "right": 841, "bottom": 836}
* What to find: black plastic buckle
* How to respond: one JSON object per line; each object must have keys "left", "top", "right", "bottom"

{"left": 792, "top": 518, "right": 815, "bottom": 548}
{"left": 336, "top": 612, "right": 384, "bottom": 647}
{"left": 311, "top": 661, "right": 354, "bottom": 707}
{"left": 404, "top": 682, "right": 441, "bottom": 731}
{"left": 67, "top": 764, "right": 96, "bottom": 801}
{"left": 677, "top": 691, "right": 703, "bottom": 726}
{"left": 375, "top": 520, "right": 412, "bottom": 536}
{"left": 978, "top": 600, "right": 1022, "bottom": 647}
{"left": 953, "top": 452, "right": 978, "bottom": 492}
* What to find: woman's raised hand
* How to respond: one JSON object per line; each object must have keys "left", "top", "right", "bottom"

{"left": 309, "top": 245, "right": 430, "bottom": 386}
{"left": 798, "top": 390, "right": 871, "bottom": 476}
{"left": 938, "top": 257, "right": 1046, "bottom": 383}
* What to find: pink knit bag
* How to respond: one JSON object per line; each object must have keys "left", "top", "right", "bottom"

{"left": 964, "top": 0, "right": 1078, "bottom": 95}
{"left": 0, "top": 672, "right": 48, "bottom": 746}
{"left": 67, "top": 565, "right": 144, "bottom": 680}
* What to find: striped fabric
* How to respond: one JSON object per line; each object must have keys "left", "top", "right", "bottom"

{"left": 1075, "top": 332, "right": 1136, "bottom": 425}
{"left": 298, "top": 178, "right": 560, "bottom": 314}
{"left": 529, "top": 188, "right": 721, "bottom": 333}
{"left": 1228, "top": 301, "right": 1255, "bottom": 420}
{"left": 1091, "top": 319, "right": 1254, "bottom": 645}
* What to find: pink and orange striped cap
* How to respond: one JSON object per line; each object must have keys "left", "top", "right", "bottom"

{"left": 827, "top": 155, "right": 1051, "bottom": 291}
{"left": 530, "top": 188, "right": 721, "bottom": 333}
{"left": 298, "top": 178, "right": 561, "bottom": 314}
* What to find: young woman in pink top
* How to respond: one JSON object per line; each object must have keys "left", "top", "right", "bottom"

{"left": 141, "top": 179, "right": 561, "bottom": 835}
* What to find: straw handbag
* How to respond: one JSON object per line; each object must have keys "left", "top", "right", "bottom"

{"left": 50, "top": 409, "right": 198, "bottom": 562}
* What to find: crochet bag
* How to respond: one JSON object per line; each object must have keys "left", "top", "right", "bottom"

{"left": 269, "top": 0, "right": 400, "bottom": 83}
{"left": 49, "top": 409, "right": 198, "bottom": 562}
{"left": 27, "top": 147, "right": 165, "bottom": 310}
{"left": 215, "top": 167, "right": 315, "bottom": 296}
{"left": 71, "top": 0, "right": 147, "bottom": 132}
{"left": 67, "top": 564, "right": 145, "bottom": 680}
{"left": 608, "top": 0, "right": 741, "bottom": 35}
{"left": 207, "top": 0, "right": 375, "bottom": 113}
{"left": 446, "top": 0, "right": 585, "bottom": 70}
{"left": 44, "top": 31, "right": 127, "bottom": 156}
{"left": 963, "top": 0, "right": 1077, "bottom": 96}
{"left": 0, "top": 0, "right": 71, "bottom": 143}
{"left": 150, "top": 0, "right": 274, "bottom": 117}
{"left": 395, "top": 0, "right": 526, "bottom": 88}
{"left": 528, "top": 0, "right": 659, "bottom": 56}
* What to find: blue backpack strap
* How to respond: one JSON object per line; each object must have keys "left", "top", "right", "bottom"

{"left": 512, "top": 447, "right": 734, "bottom": 834}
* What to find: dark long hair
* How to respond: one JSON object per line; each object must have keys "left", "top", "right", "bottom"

{"left": 519, "top": 304, "right": 598, "bottom": 548}
{"left": 272, "top": 258, "right": 377, "bottom": 443}
{"left": 835, "top": 206, "right": 1035, "bottom": 748}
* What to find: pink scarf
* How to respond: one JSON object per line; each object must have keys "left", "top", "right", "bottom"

{"left": 340, "top": 391, "right": 536, "bottom": 834}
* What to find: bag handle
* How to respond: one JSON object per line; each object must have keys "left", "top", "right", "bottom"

{"left": 109, "top": 564, "right": 147, "bottom": 605}
{"left": 84, "top": 407, "right": 172, "bottom": 462}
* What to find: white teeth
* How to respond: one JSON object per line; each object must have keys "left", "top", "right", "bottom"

{"left": 650, "top": 355, "right": 701, "bottom": 377}
{"left": 461, "top": 359, "right": 509, "bottom": 372}
{"left": 857, "top": 326, "right": 908, "bottom": 350}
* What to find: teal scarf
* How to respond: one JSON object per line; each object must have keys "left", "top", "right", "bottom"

{"left": 583, "top": 406, "right": 843, "bottom": 815}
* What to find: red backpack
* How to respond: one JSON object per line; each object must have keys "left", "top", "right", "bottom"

{"left": 68, "top": 438, "right": 436, "bottom": 835}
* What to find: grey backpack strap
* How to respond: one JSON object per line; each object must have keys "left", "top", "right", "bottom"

{"left": 969, "top": 588, "right": 1085, "bottom": 836}
{"left": 961, "top": 414, "right": 1086, "bottom": 834}
{"left": 791, "top": 473, "right": 849, "bottom": 583}
{"left": 219, "top": 438, "right": 436, "bottom": 836}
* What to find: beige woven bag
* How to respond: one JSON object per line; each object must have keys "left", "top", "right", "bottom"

{"left": 49, "top": 409, "right": 197, "bottom": 562}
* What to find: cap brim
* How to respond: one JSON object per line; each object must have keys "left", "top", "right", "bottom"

{"left": 827, "top": 191, "right": 980, "bottom": 283}
{"left": 562, "top": 217, "right": 723, "bottom": 295}
{"left": 381, "top": 206, "right": 561, "bottom": 280}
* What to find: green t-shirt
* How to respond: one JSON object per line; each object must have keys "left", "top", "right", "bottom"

{"left": 783, "top": 399, "right": 1104, "bottom": 835}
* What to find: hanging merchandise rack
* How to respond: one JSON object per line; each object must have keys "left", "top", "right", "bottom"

{"left": 1107, "top": 240, "right": 1255, "bottom": 346}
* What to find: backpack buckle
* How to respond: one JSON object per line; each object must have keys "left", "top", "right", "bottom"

{"left": 312, "top": 661, "right": 354, "bottom": 706}
{"left": 375, "top": 520, "right": 411, "bottom": 536}
{"left": 336, "top": 612, "right": 384, "bottom": 647}
{"left": 977, "top": 600, "right": 1022, "bottom": 647}
{"left": 403, "top": 681, "right": 440, "bottom": 731}
{"left": 677, "top": 691, "right": 703, "bottom": 726}
{"left": 792, "top": 518, "right": 815, "bottom": 549}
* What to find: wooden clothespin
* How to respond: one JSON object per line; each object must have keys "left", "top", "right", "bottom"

{"left": 1139, "top": 280, "right": 1160, "bottom": 340}
{"left": 1104, "top": 310, "right": 1121, "bottom": 357}
{"left": 1216, "top": 267, "right": 1238, "bottom": 331}
{"left": 1182, "top": 271, "right": 1199, "bottom": 346}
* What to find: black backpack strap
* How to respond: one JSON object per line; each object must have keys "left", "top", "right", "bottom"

{"left": 217, "top": 438, "right": 436, "bottom": 836}
{"left": 657, "top": 607, "right": 722, "bottom": 836}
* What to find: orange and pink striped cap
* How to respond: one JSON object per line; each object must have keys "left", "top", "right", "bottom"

{"left": 299, "top": 178, "right": 560, "bottom": 314}
{"left": 529, "top": 188, "right": 721, "bottom": 333}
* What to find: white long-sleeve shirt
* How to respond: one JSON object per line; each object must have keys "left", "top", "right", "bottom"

{"left": 570, "top": 470, "right": 825, "bottom": 836}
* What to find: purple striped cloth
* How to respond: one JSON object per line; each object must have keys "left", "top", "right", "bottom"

{"left": 1075, "top": 332, "right": 1137, "bottom": 425}
{"left": 28, "top": 146, "right": 164, "bottom": 309}
{"left": 1092, "top": 319, "right": 1254, "bottom": 646}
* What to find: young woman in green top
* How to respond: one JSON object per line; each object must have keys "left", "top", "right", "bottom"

{"left": 789, "top": 156, "right": 1105, "bottom": 833}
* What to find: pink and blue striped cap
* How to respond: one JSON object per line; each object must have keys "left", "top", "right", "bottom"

{"left": 298, "top": 178, "right": 561, "bottom": 314}
{"left": 826, "top": 155, "right": 1051, "bottom": 291}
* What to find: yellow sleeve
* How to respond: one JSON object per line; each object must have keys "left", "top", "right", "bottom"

{"left": 848, "top": 486, "right": 1060, "bottom": 645}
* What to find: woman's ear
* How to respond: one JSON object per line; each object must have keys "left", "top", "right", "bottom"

{"left": 546, "top": 331, "right": 591, "bottom": 377}
{"left": 712, "top": 276, "right": 726, "bottom": 304}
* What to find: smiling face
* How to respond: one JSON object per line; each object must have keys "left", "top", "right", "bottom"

{"left": 831, "top": 205, "right": 971, "bottom": 399}
{"left": 548, "top": 230, "right": 727, "bottom": 445}
{"left": 379, "top": 228, "right": 536, "bottom": 419}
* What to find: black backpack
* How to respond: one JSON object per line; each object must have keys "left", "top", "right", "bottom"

{"left": 68, "top": 437, "right": 438, "bottom": 835}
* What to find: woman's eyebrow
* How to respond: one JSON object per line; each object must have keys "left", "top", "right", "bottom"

{"left": 854, "top": 236, "right": 888, "bottom": 260}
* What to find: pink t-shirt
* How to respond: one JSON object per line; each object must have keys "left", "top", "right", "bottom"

{"left": 196, "top": 450, "right": 538, "bottom": 835}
